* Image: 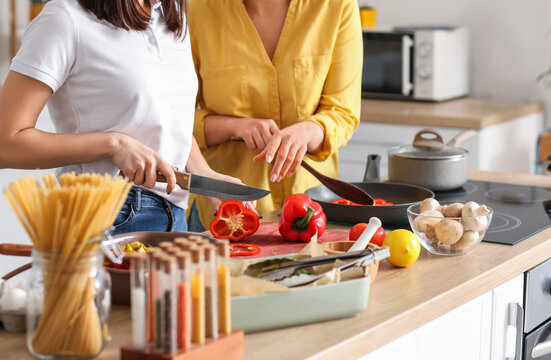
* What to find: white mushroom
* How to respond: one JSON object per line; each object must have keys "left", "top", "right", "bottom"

{"left": 462, "top": 201, "right": 488, "bottom": 232}
{"left": 413, "top": 209, "right": 443, "bottom": 234}
{"left": 420, "top": 198, "right": 441, "bottom": 213}
{"left": 442, "top": 203, "right": 464, "bottom": 218}
{"left": 461, "top": 201, "right": 480, "bottom": 217}
{"left": 435, "top": 219, "right": 464, "bottom": 245}
{"left": 477, "top": 204, "right": 491, "bottom": 216}
{"left": 451, "top": 231, "right": 480, "bottom": 251}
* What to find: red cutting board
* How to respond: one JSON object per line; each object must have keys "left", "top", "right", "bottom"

{"left": 231, "top": 222, "right": 350, "bottom": 259}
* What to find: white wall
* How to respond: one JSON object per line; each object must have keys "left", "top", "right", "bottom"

{"left": 359, "top": 0, "right": 551, "bottom": 123}
{"left": 0, "top": 0, "right": 47, "bottom": 282}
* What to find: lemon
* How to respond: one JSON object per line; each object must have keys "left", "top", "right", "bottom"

{"left": 382, "top": 229, "right": 420, "bottom": 267}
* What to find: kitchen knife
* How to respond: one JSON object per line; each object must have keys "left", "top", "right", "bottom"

{"left": 157, "top": 170, "right": 271, "bottom": 201}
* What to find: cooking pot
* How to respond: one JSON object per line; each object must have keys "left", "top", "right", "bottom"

{"left": 388, "top": 129, "right": 475, "bottom": 191}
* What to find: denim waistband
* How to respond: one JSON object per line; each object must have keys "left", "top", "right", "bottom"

{"left": 126, "top": 187, "right": 166, "bottom": 212}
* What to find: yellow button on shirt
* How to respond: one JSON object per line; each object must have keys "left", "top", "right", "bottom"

{"left": 188, "top": 0, "right": 363, "bottom": 227}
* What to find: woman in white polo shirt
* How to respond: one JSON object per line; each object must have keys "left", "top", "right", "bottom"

{"left": 0, "top": 0, "right": 245, "bottom": 234}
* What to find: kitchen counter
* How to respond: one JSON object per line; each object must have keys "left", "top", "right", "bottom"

{"left": 2, "top": 170, "right": 551, "bottom": 359}
{"left": 361, "top": 97, "right": 544, "bottom": 129}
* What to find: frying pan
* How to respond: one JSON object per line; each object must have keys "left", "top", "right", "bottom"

{"left": 305, "top": 155, "right": 434, "bottom": 225}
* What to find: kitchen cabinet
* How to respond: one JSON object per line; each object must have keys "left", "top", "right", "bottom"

{"left": 490, "top": 274, "right": 524, "bottom": 360}
{"left": 338, "top": 98, "right": 544, "bottom": 182}
{"left": 360, "top": 291, "right": 493, "bottom": 360}
{"left": 361, "top": 274, "right": 524, "bottom": 360}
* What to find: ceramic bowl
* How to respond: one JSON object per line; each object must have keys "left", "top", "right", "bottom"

{"left": 321, "top": 241, "right": 380, "bottom": 284}
{"left": 0, "top": 310, "right": 26, "bottom": 332}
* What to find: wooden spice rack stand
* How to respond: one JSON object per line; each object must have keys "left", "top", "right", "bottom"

{"left": 120, "top": 330, "right": 244, "bottom": 360}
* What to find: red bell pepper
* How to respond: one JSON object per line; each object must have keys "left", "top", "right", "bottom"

{"left": 278, "top": 194, "right": 326, "bottom": 242}
{"left": 229, "top": 243, "right": 261, "bottom": 257}
{"left": 210, "top": 200, "right": 259, "bottom": 242}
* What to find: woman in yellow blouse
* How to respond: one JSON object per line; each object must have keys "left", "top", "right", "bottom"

{"left": 187, "top": 0, "right": 363, "bottom": 229}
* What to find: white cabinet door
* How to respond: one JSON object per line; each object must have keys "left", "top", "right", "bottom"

{"left": 490, "top": 274, "right": 524, "bottom": 360}
{"left": 360, "top": 290, "right": 493, "bottom": 360}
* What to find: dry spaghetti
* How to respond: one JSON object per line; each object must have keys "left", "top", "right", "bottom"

{"left": 4, "top": 172, "right": 131, "bottom": 357}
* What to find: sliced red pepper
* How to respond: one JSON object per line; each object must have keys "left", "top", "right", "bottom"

{"left": 330, "top": 198, "right": 394, "bottom": 206}
{"left": 373, "top": 198, "right": 394, "bottom": 206}
{"left": 279, "top": 193, "right": 326, "bottom": 242}
{"left": 330, "top": 198, "right": 361, "bottom": 205}
{"left": 229, "top": 243, "right": 260, "bottom": 257}
{"left": 210, "top": 200, "right": 260, "bottom": 242}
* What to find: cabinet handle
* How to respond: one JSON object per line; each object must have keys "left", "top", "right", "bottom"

{"left": 401, "top": 35, "right": 414, "bottom": 96}
{"left": 505, "top": 302, "right": 524, "bottom": 360}
{"left": 532, "top": 340, "right": 551, "bottom": 358}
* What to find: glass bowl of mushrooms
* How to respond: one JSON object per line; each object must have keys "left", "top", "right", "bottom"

{"left": 407, "top": 198, "right": 493, "bottom": 256}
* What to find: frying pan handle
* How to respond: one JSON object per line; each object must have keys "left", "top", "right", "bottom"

{"left": 413, "top": 129, "right": 445, "bottom": 150}
{"left": 363, "top": 154, "right": 381, "bottom": 182}
{"left": 0, "top": 243, "right": 32, "bottom": 257}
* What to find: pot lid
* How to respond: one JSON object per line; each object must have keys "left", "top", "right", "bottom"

{"left": 390, "top": 128, "right": 469, "bottom": 160}
{"left": 389, "top": 144, "right": 469, "bottom": 160}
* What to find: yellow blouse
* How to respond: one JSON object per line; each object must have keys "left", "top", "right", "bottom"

{"left": 188, "top": 0, "right": 362, "bottom": 226}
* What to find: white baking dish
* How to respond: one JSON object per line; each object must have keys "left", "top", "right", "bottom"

{"left": 231, "top": 275, "right": 371, "bottom": 333}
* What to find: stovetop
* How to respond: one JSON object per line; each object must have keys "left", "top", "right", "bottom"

{"left": 434, "top": 180, "right": 551, "bottom": 245}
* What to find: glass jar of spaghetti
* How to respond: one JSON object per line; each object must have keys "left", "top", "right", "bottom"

{"left": 26, "top": 248, "right": 111, "bottom": 359}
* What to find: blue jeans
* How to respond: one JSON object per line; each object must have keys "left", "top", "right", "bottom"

{"left": 187, "top": 201, "right": 206, "bottom": 232}
{"left": 112, "top": 187, "right": 187, "bottom": 235}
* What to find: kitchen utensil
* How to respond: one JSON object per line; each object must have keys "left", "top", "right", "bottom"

{"left": 243, "top": 249, "right": 375, "bottom": 280}
{"left": 306, "top": 155, "right": 434, "bottom": 225}
{"left": 300, "top": 161, "right": 374, "bottom": 205}
{"left": 2, "top": 263, "right": 32, "bottom": 281}
{"left": 156, "top": 169, "right": 271, "bottom": 201}
{"left": 388, "top": 129, "right": 475, "bottom": 191}
{"left": 276, "top": 250, "right": 389, "bottom": 288}
{"left": 348, "top": 217, "right": 381, "bottom": 252}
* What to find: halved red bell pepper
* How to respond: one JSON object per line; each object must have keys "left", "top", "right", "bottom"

{"left": 279, "top": 193, "right": 326, "bottom": 242}
{"left": 229, "top": 243, "right": 261, "bottom": 257}
{"left": 210, "top": 200, "right": 259, "bottom": 241}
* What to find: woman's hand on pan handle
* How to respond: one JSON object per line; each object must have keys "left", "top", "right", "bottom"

{"left": 110, "top": 133, "right": 177, "bottom": 194}
{"left": 254, "top": 121, "right": 324, "bottom": 182}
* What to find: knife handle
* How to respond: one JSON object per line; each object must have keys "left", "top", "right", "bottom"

{"left": 157, "top": 170, "right": 191, "bottom": 191}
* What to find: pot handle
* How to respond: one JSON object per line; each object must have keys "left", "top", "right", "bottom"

{"left": 413, "top": 129, "right": 445, "bottom": 150}
{"left": 363, "top": 154, "right": 381, "bottom": 182}
{"left": 446, "top": 130, "right": 477, "bottom": 148}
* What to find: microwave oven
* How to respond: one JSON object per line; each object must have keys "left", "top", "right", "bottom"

{"left": 362, "top": 26, "right": 470, "bottom": 101}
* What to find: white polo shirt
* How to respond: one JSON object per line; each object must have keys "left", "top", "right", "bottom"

{"left": 10, "top": 0, "right": 198, "bottom": 209}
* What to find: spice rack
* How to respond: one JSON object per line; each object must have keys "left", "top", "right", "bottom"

{"left": 119, "top": 236, "right": 243, "bottom": 359}
{"left": 120, "top": 330, "right": 243, "bottom": 360}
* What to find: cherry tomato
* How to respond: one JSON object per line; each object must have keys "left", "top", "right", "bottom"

{"left": 349, "top": 223, "right": 368, "bottom": 241}
{"left": 370, "top": 226, "right": 386, "bottom": 247}
{"left": 349, "top": 223, "right": 386, "bottom": 247}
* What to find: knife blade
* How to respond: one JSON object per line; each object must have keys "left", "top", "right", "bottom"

{"left": 157, "top": 170, "right": 271, "bottom": 201}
